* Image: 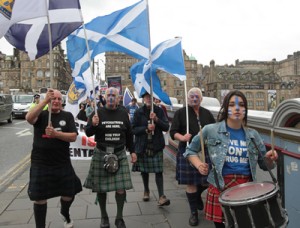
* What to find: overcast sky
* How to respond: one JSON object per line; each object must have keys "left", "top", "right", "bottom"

{"left": 0, "top": 0, "right": 299, "bottom": 65}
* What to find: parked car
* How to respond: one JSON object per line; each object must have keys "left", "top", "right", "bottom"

{"left": 12, "top": 94, "right": 33, "bottom": 118}
{"left": 0, "top": 94, "right": 13, "bottom": 123}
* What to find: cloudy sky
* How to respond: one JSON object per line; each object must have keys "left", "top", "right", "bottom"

{"left": 0, "top": 0, "right": 299, "bottom": 65}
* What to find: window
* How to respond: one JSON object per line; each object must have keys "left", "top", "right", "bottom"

{"left": 37, "top": 70, "right": 43, "bottom": 78}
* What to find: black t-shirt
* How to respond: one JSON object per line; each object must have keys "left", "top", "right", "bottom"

{"left": 85, "top": 106, "right": 134, "bottom": 153}
{"left": 31, "top": 110, "right": 78, "bottom": 166}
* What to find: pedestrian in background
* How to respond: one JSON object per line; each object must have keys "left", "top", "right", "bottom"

{"left": 132, "top": 92, "right": 170, "bottom": 206}
{"left": 184, "top": 90, "right": 278, "bottom": 228}
{"left": 125, "top": 97, "right": 139, "bottom": 124}
{"left": 170, "top": 87, "right": 215, "bottom": 226}
{"left": 26, "top": 89, "right": 82, "bottom": 228}
{"left": 84, "top": 87, "right": 137, "bottom": 228}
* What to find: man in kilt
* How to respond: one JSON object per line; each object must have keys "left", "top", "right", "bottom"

{"left": 170, "top": 88, "right": 216, "bottom": 226}
{"left": 131, "top": 92, "right": 170, "bottom": 206}
{"left": 84, "top": 87, "right": 137, "bottom": 228}
{"left": 26, "top": 89, "right": 82, "bottom": 228}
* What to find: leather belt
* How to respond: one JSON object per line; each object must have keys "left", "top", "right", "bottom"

{"left": 96, "top": 144, "right": 125, "bottom": 153}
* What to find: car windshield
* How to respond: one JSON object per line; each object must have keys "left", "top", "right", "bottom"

{"left": 13, "top": 95, "right": 32, "bottom": 103}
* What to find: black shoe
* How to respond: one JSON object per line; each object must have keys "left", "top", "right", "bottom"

{"left": 100, "top": 216, "right": 110, "bottom": 228}
{"left": 197, "top": 197, "right": 204, "bottom": 211}
{"left": 115, "top": 218, "right": 126, "bottom": 228}
{"left": 189, "top": 212, "right": 199, "bottom": 226}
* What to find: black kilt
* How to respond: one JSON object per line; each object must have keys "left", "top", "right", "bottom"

{"left": 176, "top": 146, "right": 209, "bottom": 185}
{"left": 28, "top": 163, "right": 82, "bottom": 201}
{"left": 84, "top": 147, "right": 133, "bottom": 193}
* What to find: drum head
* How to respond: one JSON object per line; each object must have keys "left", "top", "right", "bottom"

{"left": 219, "top": 182, "right": 277, "bottom": 206}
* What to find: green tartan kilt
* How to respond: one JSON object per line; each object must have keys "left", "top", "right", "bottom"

{"left": 132, "top": 150, "right": 163, "bottom": 173}
{"left": 83, "top": 147, "right": 133, "bottom": 193}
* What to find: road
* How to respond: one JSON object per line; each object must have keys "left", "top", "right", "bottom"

{"left": 0, "top": 118, "right": 32, "bottom": 191}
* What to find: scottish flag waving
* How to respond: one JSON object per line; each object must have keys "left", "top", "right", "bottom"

{"left": 5, "top": 0, "right": 83, "bottom": 60}
{"left": 130, "top": 37, "right": 186, "bottom": 105}
{"left": 67, "top": 0, "right": 149, "bottom": 79}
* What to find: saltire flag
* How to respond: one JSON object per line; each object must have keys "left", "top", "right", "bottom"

{"left": 123, "top": 87, "right": 133, "bottom": 107}
{"left": 5, "top": 0, "right": 83, "bottom": 60}
{"left": 130, "top": 37, "right": 186, "bottom": 105}
{"left": 131, "top": 60, "right": 172, "bottom": 105}
{"left": 151, "top": 37, "right": 186, "bottom": 81}
{"left": 0, "top": 0, "right": 47, "bottom": 38}
{"left": 67, "top": 0, "right": 149, "bottom": 80}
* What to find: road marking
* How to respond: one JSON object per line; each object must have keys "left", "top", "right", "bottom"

{"left": 16, "top": 129, "right": 32, "bottom": 137}
{"left": 14, "top": 120, "right": 28, "bottom": 125}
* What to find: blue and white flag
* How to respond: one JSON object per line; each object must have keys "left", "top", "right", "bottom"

{"left": 5, "top": 0, "right": 83, "bottom": 60}
{"left": 130, "top": 37, "right": 186, "bottom": 105}
{"left": 0, "top": 0, "right": 47, "bottom": 38}
{"left": 123, "top": 87, "right": 133, "bottom": 107}
{"left": 67, "top": 0, "right": 149, "bottom": 79}
{"left": 131, "top": 60, "right": 172, "bottom": 105}
{"left": 152, "top": 37, "right": 186, "bottom": 81}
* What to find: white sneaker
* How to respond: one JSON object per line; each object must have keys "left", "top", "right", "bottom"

{"left": 60, "top": 212, "right": 74, "bottom": 228}
{"left": 64, "top": 220, "right": 74, "bottom": 228}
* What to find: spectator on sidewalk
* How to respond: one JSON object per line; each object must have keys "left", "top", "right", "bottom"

{"left": 132, "top": 92, "right": 170, "bottom": 207}
{"left": 84, "top": 87, "right": 137, "bottom": 228}
{"left": 26, "top": 89, "right": 82, "bottom": 228}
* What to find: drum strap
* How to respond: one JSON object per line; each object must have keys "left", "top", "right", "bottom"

{"left": 251, "top": 139, "right": 278, "bottom": 184}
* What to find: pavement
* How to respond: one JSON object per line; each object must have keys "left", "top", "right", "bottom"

{"left": 0, "top": 151, "right": 215, "bottom": 228}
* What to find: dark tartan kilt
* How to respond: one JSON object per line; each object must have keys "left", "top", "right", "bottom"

{"left": 83, "top": 147, "right": 133, "bottom": 193}
{"left": 176, "top": 146, "right": 209, "bottom": 185}
{"left": 205, "top": 174, "right": 251, "bottom": 223}
{"left": 132, "top": 150, "right": 163, "bottom": 173}
{"left": 28, "top": 163, "right": 82, "bottom": 201}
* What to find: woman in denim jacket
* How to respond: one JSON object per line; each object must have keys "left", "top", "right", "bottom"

{"left": 184, "top": 90, "right": 278, "bottom": 228}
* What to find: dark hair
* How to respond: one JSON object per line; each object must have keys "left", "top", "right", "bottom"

{"left": 131, "top": 98, "right": 137, "bottom": 102}
{"left": 217, "top": 90, "right": 248, "bottom": 125}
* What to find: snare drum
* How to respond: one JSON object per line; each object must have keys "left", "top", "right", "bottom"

{"left": 219, "top": 182, "right": 288, "bottom": 228}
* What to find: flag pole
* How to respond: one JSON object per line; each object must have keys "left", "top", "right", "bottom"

{"left": 45, "top": 0, "right": 53, "bottom": 126}
{"left": 184, "top": 80, "right": 189, "bottom": 146}
{"left": 145, "top": 0, "right": 155, "bottom": 134}
{"left": 80, "top": 12, "right": 98, "bottom": 114}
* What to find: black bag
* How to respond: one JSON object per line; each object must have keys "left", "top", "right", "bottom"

{"left": 103, "top": 153, "right": 119, "bottom": 173}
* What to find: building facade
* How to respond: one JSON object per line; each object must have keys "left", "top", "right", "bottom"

{"left": 105, "top": 50, "right": 299, "bottom": 110}
{"left": 0, "top": 45, "right": 72, "bottom": 94}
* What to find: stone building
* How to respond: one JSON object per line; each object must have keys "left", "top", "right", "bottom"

{"left": 204, "top": 53, "right": 300, "bottom": 111}
{"left": 0, "top": 45, "right": 72, "bottom": 94}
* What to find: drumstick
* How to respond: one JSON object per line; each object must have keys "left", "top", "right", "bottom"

{"left": 271, "top": 129, "right": 275, "bottom": 156}
{"left": 199, "top": 125, "right": 205, "bottom": 162}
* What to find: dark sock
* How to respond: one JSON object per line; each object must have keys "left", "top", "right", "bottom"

{"left": 60, "top": 197, "right": 74, "bottom": 223}
{"left": 34, "top": 203, "right": 47, "bottom": 228}
{"left": 214, "top": 222, "right": 225, "bottom": 228}
{"left": 97, "top": 193, "right": 108, "bottom": 218}
{"left": 115, "top": 191, "right": 126, "bottom": 219}
{"left": 197, "top": 185, "right": 207, "bottom": 209}
{"left": 141, "top": 172, "right": 150, "bottom": 192}
{"left": 186, "top": 192, "right": 198, "bottom": 214}
{"left": 155, "top": 172, "right": 164, "bottom": 197}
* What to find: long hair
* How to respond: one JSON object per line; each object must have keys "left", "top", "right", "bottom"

{"left": 217, "top": 90, "right": 248, "bottom": 125}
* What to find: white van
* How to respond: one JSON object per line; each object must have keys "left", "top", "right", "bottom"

{"left": 12, "top": 94, "right": 33, "bottom": 118}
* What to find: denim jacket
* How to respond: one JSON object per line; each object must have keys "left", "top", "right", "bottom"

{"left": 184, "top": 120, "right": 275, "bottom": 190}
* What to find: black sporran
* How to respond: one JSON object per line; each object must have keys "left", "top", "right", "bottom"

{"left": 103, "top": 153, "right": 119, "bottom": 173}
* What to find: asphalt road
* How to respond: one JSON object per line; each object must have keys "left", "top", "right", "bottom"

{"left": 0, "top": 118, "right": 32, "bottom": 191}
